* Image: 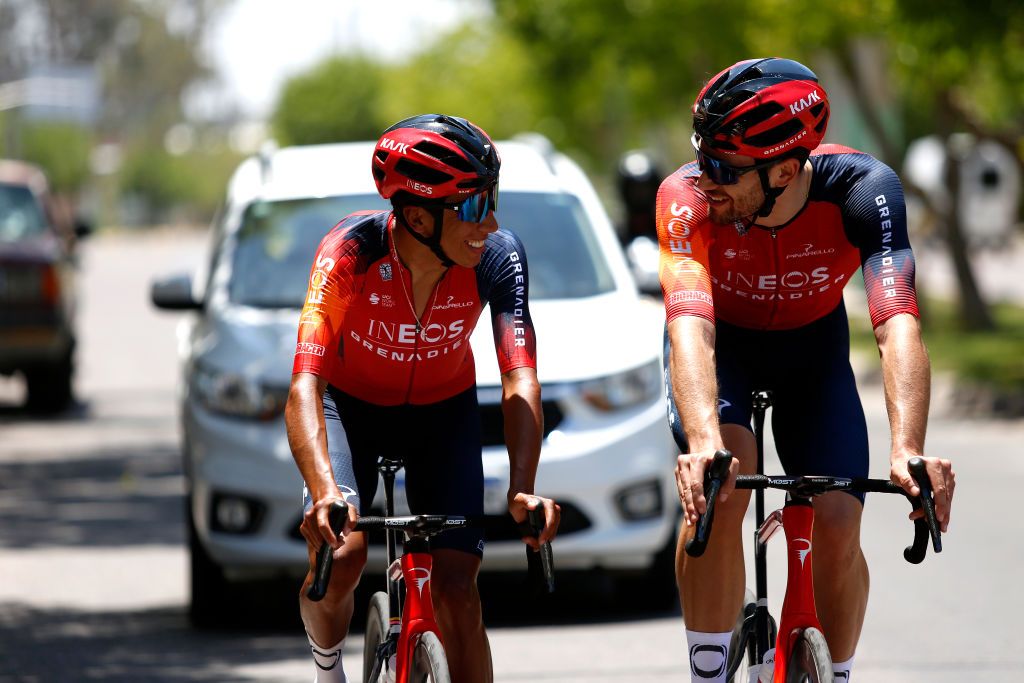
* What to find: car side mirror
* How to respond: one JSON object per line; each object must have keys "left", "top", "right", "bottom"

{"left": 151, "top": 272, "right": 202, "bottom": 311}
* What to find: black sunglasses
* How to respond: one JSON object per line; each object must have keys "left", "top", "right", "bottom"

{"left": 691, "top": 133, "right": 777, "bottom": 185}
{"left": 444, "top": 184, "right": 498, "bottom": 223}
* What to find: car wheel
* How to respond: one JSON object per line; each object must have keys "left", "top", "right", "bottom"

{"left": 187, "top": 501, "right": 230, "bottom": 628}
{"left": 24, "top": 350, "right": 74, "bottom": 414}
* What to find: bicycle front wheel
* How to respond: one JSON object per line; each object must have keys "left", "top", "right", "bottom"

{"left": 785, "top": 627, "right": 833, "bottom": 683}
{"left": 363, "top": 591, "right": 390, "bottom": 682}
{"left": 409, "top": 631, "right": 451, "bottom": 683}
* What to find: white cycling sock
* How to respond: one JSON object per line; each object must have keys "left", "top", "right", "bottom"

{"left": 833, "top": 655, "right": 855, "bottom": 681}
{"left": 685, "top": 629, "right": 732, "bottom": 682}
{"left": 307, "top": 632, "right": 349, "bottom": 683}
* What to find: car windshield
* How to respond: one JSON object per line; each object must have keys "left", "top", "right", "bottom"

{"left": 228, "top": 191, "right": 616, "bottom": 308}
{"left": 0, "top": 183, "right": 47, "bottom": 242}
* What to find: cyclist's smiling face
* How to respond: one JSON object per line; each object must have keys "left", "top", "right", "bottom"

{"left": 695, "top": 149, "right": 769, "bottom": 225}
{"left": 439, "top": 207, "right": 499, "bottom": 268}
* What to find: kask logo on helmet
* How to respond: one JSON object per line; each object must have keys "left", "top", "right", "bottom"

{"left": 788, "top": 90, "right": 822, "bottom": 115}
{"left": 379, "top": 137, "right": 410, "bottom": 154}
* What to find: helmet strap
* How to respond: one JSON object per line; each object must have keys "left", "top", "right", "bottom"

{"left": 396, "top": 205, "right": 454, "bottom": 267}
{"left": 732, "top": 167, "right": 786, "bottom": 236}
{"left": 756, "top": 167, "right": 786, "bottom": 218}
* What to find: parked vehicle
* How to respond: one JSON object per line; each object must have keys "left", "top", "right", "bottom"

{"left": 0, "top": 160, "right": 89, "bottom": 413}
{"left": 151, "top": 136, "right": 678, "bottom": 624}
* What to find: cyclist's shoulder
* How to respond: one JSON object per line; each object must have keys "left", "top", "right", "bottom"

{"left": 811, "top": 145, "right": 899, "bottom": 186}
{"left": 658, "top": 161, "right": 702, "bottom": 196}
{"left": 317, "top": 210, "right": 390, "bottom": 262}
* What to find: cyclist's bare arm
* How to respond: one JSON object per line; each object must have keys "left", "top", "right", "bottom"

{"left": 500, "top": 366, "right": 560, "bottom": 546}
{"left": 667, "top": 315, "right": 738, "bottom": 523}
{"left": 874, "top": 313, "right": 954, "bottom": 531}
{"left": 285, "top": 372, "right": 354, "bottom": 551}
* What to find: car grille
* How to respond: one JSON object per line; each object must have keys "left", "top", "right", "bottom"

{"left": 289, "top": 501, "right": 591, "bottom": 544}
{"left": 478, "top": 399, "right": 564, "bottom": 447}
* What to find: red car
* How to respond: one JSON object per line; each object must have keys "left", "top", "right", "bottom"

{"left": 0, "top": 159, "right": 89, "bottom": 413}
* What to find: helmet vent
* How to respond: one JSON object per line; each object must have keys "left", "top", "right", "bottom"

{"left": 375, "top": 150, "right": 389, "bottom": 162}
{"left": 372, "top": 166, "right": 386, "bottom": 183}
{"left": 395, "top": 158, "right": 453, "bottom": 185}
{"left": 413, "top": 141, "right": 474, "bottom": 173}
{"left": 745, "top": 118, "right": 805, "bottom": 147}
{"left": 809, "top": 103, "right": 825, "bottom": 118}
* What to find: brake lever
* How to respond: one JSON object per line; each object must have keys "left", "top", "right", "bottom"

{"left": 306, "top": 500, "right": 348, "bottom": 602}
{"left": 909, "top": 456, "right": 942, "bottom": 553}
{"left": 684, "top": 450, "right": 733, "bottom": 558}
{"left": 526, "top": 507, "right": 555, "bottom": 594}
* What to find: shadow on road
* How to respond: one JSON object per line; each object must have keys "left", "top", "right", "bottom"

{"left": 0, "top": 602, "right": 310, "bottom": 682}
{"left": 0, "top": 442, "right": 184, "bottom": 549}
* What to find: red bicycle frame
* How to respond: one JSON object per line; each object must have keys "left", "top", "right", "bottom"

{"left": 756, "top": 499, "right": 821, "bottom": 682}
{"left": 394, "top": 549, "right": 443, "bottom": 682}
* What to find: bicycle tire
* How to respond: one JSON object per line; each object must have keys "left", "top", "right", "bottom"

{"left": 409, "top": 631, "right": 451, "bottom": 683}
{"left": 727, "top": 589, "right": 779, "bottom": 683}
{"left": 785, "top": 627, "right": 833, "bottom": 683}
{"left": 727, "top": 590, "right": 754, "bottom": 683}
{"left": 363, "top": 591, "right": 389, "bottom": 682}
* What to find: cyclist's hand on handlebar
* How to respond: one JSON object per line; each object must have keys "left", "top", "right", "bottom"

{"left": 509, "top": 492, "right": 561, "bottom": 549}
{"left": 891, "top": 454, "right": 955, "bottom": 533}
{"left": 301, "top": 492, "right": 358, "bottom": 553}
{"left": 676, "top": 449, "right": 738, "bottom": 526}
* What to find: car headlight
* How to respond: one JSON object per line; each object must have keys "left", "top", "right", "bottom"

{"left": 580, "top": 359, "right": 662, "bottom": 411}
{"left": 191, "top": 362, "right": 288, "bottom": 420}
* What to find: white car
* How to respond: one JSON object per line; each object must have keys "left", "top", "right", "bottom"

{"left": 151, "top": 135, "right": 678, "bottom": 624}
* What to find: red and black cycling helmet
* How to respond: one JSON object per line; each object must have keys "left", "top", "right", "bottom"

{"left": 372, "top": 114, "right": 500, "bottom": 266}
{"left": 692, "top": 57, "right": 829, "bottom": 160}
{"left": 372, "top": 113, "right": 499, "bottom": 201}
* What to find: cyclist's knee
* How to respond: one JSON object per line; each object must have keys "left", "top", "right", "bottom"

{"left": 812, "top": 492, "right": 863, "bottom": 561}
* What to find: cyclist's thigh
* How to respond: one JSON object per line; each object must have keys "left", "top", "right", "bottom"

{"left": 769, "top": 306, "right": 869, "bottom": 502}
{"left": 402, "top": 387, "right": 486, "bottom": 558}
{"left": 302, "top": 386, "right": 383, "bottom": 516}
{"left": 664, "top": 319, "right": 760, "bottom": 454}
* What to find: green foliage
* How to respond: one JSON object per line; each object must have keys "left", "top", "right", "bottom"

{"left": 120, "top": 144, "right": 241, "bottom": 219}
{"left": 851, "top": 299, "right": 1024, "bottom": 389}
{"left": 18, "top": 122, "right": 93, "bottom": 193}
{"left": 378, "top": 23, "right": 543, "bottom": 143}
{"left": 271, "top": 55, "right": 385, "bottom": 145}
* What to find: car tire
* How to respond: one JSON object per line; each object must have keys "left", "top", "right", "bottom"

{"left": 24, "top": 349, "right": 74, "bottom": 414}
{"left": 187, "top": 501, "right": 230, "bottom": 628}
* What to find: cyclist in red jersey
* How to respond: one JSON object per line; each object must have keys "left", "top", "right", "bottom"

{"left": 285, "top": 114, "right": 560, "bottom": 683}
{"left": 659, "top": 59, "right": 955, "bottom": 681}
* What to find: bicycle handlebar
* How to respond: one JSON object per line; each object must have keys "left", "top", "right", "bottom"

{"left": 306, "top": 500, "right": 556, "bottom": 602}
{"left": 683, "top": 453, "right": 943, "bottom": 564}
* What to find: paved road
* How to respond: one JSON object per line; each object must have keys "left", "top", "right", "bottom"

{"left": 1, "top": 229, "right": 1022, "bottom": 682}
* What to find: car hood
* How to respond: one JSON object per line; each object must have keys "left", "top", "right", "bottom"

{"left": 192, "top": 293, "right": 667, "bottom": 389}
{"left": 0, "top": 231, "right": 62, "bottom": 264}
{"left": 189, "top": 307, "right": 299, "bottom": 386}
{"left": 470, "top": 292, "right": 665, "bottom": 387}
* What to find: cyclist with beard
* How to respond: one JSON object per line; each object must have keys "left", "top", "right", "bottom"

{"left": 656, "top": 58, "right": 955, "bottom": 682}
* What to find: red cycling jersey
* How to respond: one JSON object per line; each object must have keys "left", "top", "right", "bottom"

{"left": 657, "top": 145, "right": 919, "bottom": 330}
{"left": 293, "top": 211, "right": 537, "bottom": 405}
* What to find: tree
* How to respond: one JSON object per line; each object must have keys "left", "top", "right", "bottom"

{"left": 271, "top": 55, "right": 385, "bottom": 145}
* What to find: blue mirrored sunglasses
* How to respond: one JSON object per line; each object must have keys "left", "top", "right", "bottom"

{"left": 691, "top": 133, "right": 777, "bottom": 185}
{"left": 445, "top": 184, "right": 498, "bottom": 223}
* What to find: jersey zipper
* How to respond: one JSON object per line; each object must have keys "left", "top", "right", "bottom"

{"left": 394, "top": 254, "right": 444, "bottom": 404}
{"left": 767, "top": 227, "right": 781, "bottom": 328}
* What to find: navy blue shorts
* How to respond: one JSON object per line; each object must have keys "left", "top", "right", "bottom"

{"left": 664, "top": 301, "right": 869, "bottom": 503}
{"left": 302, "top": 385, "right": 486, "bottom": 557}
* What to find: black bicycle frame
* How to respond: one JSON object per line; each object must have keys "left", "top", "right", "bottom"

{"left": 749, "top": 389, "right": 774, "bottom": 671}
